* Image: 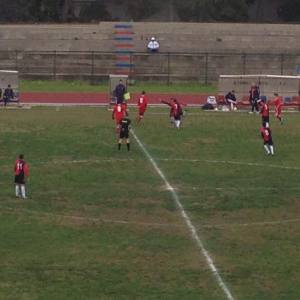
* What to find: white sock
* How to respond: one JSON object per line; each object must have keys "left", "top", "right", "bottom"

{"left": 21, "top": 185, "right": 26, "bottom": 198}
{"left": 175, "top": 120, "right": 180, "bottom": 128}
{"left": 264, "top": 145, "right": 270, "bottom": 154}
{"left": 270, "top": 145, "right": 274, "bottom": 155}
{"left": 15, "top": 185, "right": 20, "bottom": 197}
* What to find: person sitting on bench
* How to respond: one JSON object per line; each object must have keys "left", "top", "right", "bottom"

{"left": 225, "top": 90, "right": 237, "bottom": 111}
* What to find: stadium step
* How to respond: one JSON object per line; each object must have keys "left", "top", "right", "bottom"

{"left": 114, "top": 23, "right": 135, "bottom": 76}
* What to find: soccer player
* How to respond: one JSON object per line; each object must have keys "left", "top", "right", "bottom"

{"left": 273, "top": 93, "right": 283, "bottom": 124}
{"left": 14, "top": 154, "right": 29, "bottom": 199}
{"left": 161, "top": 98, "right": 184, "bottom": 129}
{"left": 118, "top": 116, "right": 131, "bottom": 151}
{"left": 114, "top": 79, "right": 126, "bottom": 104}
{"left": 136, "top": 91, "right": 148, "bottom": 124}
{"left": 260, "top": 125, "right": 274, "bottom": 156}
{"left": 260, "top": 97, "right": 270, "bottom": 127}
{"left": 249, "top": 83, "right": 260, "bottom": 113}
{"left": 112, "top": 102, "right": 127, "bottom": 134}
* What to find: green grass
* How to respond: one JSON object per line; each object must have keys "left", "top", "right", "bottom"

{"left": 0, "top": 106, "right": 299, "bottom": 299}
{"left": 20, "top": 80, "right": 217, "bottom": 93}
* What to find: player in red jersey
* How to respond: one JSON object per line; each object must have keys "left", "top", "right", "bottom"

{"left": 259, "top": 97, "right": 270, "bottom": 127}
{"left": 273, "top": 93, "right": 283, "bottom": 124}
{"left": 14, "top": 154, "right": 29, "bottom": 199}
{"left": 161, "top": 98, "right": 184, "bottom": 129}
{"left": 136, "top": 91, "right": 148, "bottom": 124}
{"left": 260, "top": 126, "right": 274, "bottom": 156}
{"left": 112, "top": 103, "right": 127, "bottom": 133}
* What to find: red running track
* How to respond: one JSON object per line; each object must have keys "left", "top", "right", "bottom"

{"left": 19, "top": 92, "right": 300, "bottom": 108}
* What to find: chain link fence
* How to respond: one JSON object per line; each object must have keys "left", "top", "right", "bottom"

{"left": 1, "top": 50, "right": 300, "bottom": 84}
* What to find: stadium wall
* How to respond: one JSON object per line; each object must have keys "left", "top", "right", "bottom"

{"left": 1, "top": 22, "right": 300, "bottom": 53}
{"left": 1, "top": 22, "right": 300, "bottom": 82}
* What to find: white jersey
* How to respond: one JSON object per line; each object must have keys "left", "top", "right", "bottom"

{"left": 147, "top": 40, "right": 160, "bottom": 50}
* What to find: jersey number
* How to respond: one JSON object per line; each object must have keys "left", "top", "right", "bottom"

{"left": 16, "top": 163, "right": 23, "bottom": 171}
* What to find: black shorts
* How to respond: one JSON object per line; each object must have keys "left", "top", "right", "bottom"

{"left": 15, "top": 174, "right": 25, "bottom": 184}
{"left": 174, "top": 113, "right": 182, "bottom": 121}
{"left": 262, "top": 116, "right": 269, "bottom": 123}
{"left": 120, "top": 130, "right": 129, "bottom": 139}
{"left": 264, "top": 137, "right": 273, "bottom": 146}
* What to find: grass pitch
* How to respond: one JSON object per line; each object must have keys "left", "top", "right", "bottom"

{"left": 0, "top": 106, "right": 300, "bottom": 300}
{"left": 20, "top": 80, "right": 217, "bottom": 93}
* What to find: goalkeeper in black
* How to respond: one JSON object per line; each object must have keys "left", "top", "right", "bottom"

{"left": 118, "top": 116, "right": 131, "bottom": 151}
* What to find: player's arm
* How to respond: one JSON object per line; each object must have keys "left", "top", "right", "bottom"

{"left": 160, "top": 99, "right": 171, "bottom": 106}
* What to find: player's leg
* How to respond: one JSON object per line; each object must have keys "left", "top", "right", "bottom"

{"left": 15, "top": 184, "right": 20, "bottom": 197}
{"left": 255, "top": 100, "right": 259, "bottom": 112}
{"left": 277, "top": 107, "right": 283, "bottom": 124}
{"left": 263, "top": 142, "right": 270, "bottom": 155}
{"left": 269, "top": 141, "right": 274, "bottom": 155}
{"left": 118, "top": 138, "right": 122, "bottom": 150}
{"left": 20, "top": 184, "right": 26, "bottom": 199}
{"left": 170, "top": 115, "right": 175, "bottom": 125}
{"left": 126, "top": 137, "right": 130, "bottom": 151}
{"left": 137, "top": 110, "right": 143, "bottom": 124}
{"left": 175, "top": 119, "right": 181, "bottom": 128}
{"left": 115, "top": 122, "right": 120, "bottom": 135}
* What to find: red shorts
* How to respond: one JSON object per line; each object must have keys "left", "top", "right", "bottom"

{"left": 116, "top": 117, "right": 122, "bottom": 125}
{"left": 275, "top": 106, "right": 282, "bottom": 117}
{"left": 139, "top": 108, "right": 146, "bottom": 116}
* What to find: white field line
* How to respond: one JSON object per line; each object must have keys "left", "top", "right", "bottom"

{"left": 131, "top": 129, "right": 235, "bottom": 300}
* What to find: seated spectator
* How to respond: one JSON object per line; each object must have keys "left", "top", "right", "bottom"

{"left": 225, "top": 90, "right": 237, "bottom": 111}
{"left": 3, "top": 84, "right": 14, "bottom": 106}
{"left": 202, "top": 96, "right": 217, "bottom": 110}
{"left": 147, "top": 37, "right": 160, "bottom": 52}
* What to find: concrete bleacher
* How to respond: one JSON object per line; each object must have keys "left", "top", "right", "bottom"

{"left": 1, "top": 22, "right": 300, "bottom": 53}
{"left": 1, "top": 22, "right": 300, "bottom": 82}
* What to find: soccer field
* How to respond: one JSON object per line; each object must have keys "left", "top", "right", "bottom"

{"left": 0, "top": 106, "right": 300, "bottom": 300}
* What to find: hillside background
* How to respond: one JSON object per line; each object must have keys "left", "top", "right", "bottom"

{"left": 1, "top": 0, "right": 299, "bottom": 23}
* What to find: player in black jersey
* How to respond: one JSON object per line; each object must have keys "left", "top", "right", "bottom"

{"left": 118, "top": 117, "right": 131, "bottom": 151}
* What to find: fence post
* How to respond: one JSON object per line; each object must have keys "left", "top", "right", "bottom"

{"left": 53, "top": 50, "right": 57, "bottom": 80}
{"left": 15, "top": 50, "right": 18, "bottom": 71}
{"left": 129, "top": 52, "right": 133, "bottom": 81}
{"left": 91, "top": 51, "right": 95, "bottom": 84}
{"left": 242, "top": 53, "right": 246, "bottom": 75}
{"left": 167, "top": 52, "right": 170, "bottom": 85}
{"left": 280, "top": 53, "right": 284, "bottom": 75}
{"left": 204, "top": 53, "right": 208, "bottom": 85}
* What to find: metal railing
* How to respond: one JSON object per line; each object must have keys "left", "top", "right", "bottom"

{"left": 1, "top": 50, "right": 300, "bottom": 84}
